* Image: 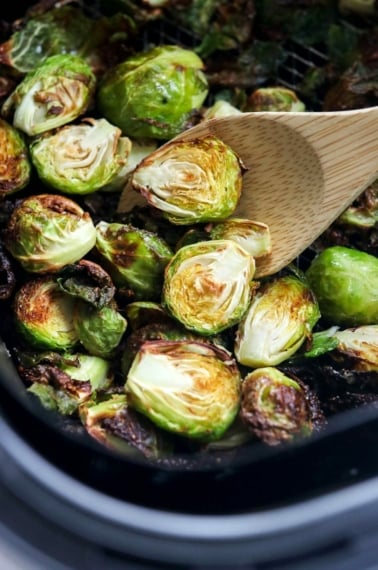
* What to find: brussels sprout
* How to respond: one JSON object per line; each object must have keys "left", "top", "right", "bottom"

{"left": 130, "top": 135, "right": 244, "bottom": 225}
{"left": 29, "top": 118, "right": 132, "bottom": 195}
{"left": 338, "top": 0, "right": 376, "bottom": 15}
{"left": 0, "top": 6, "right": 99, "bottom": 74}
{"left": 4, "top": 194, "right": 97, "bottom": 273}
{"left": 27, "top": 352, "right": 113, "bottom": 415}
{"left": 2, "top": 54, "right": 96, "bottom": 136}
{"left": 163, "top": 239, "right": 255, "bottom": 335}
{"left": 56, "top": 259, "right": 116, "bottom": 309}
{"left": 333, "top": 325, "right": 378, "bottom": 372}
{"left": 240, "top": 367, "right": 325, "bottom": 445}
{"left": 207, "top": 218, "right": 272, "bottom": 259}
{"left": 235, "top": 275, "right": 321, "bottom": 367}
{"left": 202, "top": 99, "right": 243, "bottom": 120}
{"left": 79, "top": 393, "right": 173, "bottom": 459}
{"left": 0, "top": 118, "right": 31, "bottom": 197}
{"left": 13, "top": 277, "right": 79, "bottom": 351}
{"left": 95, "top": 221, "right": 173, "bottom": 301}
{"left": 245, "top": 86, "right": 306, "bottom": 112}
{"left": 306, "top": 246, "right": 378, "bottom": 326}
{"left": 97, "top": 45, "right": 209, "bottom": 140}
{"left": 125, "top": 340, "right": 241, "bottom": 441}
{"left": 73, "top": 301, "right": 127, "bottom": 358}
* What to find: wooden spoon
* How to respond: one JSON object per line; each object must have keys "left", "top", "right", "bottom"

{"left": 118, "top": 107, "right": 378, "bottom": 278}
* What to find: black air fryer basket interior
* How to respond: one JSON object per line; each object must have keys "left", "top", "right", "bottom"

{"left": 0, "top": 2, "right": 378, "bottom": 568}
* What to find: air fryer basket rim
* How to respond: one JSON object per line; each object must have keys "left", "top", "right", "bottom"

{"left": 2, "top": 409, "right": 378, "bottom": 568}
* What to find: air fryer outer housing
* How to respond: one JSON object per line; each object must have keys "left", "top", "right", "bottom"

{"left": 1, "top": 2, "right": 378, "bottom": 568}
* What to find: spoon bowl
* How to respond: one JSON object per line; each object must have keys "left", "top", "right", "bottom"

{"left": 119, "top": 107, "right": 378, "bottom": 277}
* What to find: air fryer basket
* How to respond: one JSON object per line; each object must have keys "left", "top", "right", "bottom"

{"left": 0, "top": 2, "right": 378, "bottom": 568}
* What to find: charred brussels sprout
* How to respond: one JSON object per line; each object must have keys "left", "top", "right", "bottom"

{"left": 207, "top": 218, "right": 272, "bottom": 259}
{"left": 2, "top": 54, "right": 96, "bottom": 136}
{"left": 163, "top": 239, "right": 255, "bottom": 335}
{"left": 306, "top": 246, "right": 378, "bottom": 326}
{"left": 245, "top": 86, "right": 306, "bottom": 112}
{"left": 80, "top": 393, "right": 173, "bottom": 459}
{"left": 27, "top": 352, "right": 113, "bottom": 415}
{"left": 97, "top": 45, "right": 209, "bottom": 140}
{"left": 73, "top": 301, "right": 127, "bottom": 358}
{"left": 240, "top": 367, "right": 325, "bottom": 445}
{"left": 235, "top": 275, "right": 320, "bottom": 367}
{"left": 130, "top": 135, "right": 244, "bottom": 225}
{"left": 0, "top": 118, "right": 31, "bottom": 197}
{"left": 202, "top": 99, "right": 243, "bottom": 119}
{"left": 95, "top": 221, "right": 173, "bottom": 301}
{"left": 29, "top": 118, "right": 131, "bottom": 195}
{"left": 4, "top": 194, "right": 97, "bottom": 273}
{"left": 125, "top": 340, "right": 241, "bottom": 441}
{"left": 13, "top": 277, "right": 79, "bottom": 351}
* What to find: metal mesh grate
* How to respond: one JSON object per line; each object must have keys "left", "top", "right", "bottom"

{"left": 141, "top": 17, "right": 330, "bottom": 110}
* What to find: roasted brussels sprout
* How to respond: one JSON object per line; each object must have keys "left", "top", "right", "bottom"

{"left": 240, "top": 367, "right": 325, "bottom": 446}
{"left": 2, "top": 54, "right": 96, "bottom": 136}
{"left": 56, "top": 259, "right": 116, "bottom": 309}
{"left": 245, "top": 86, "right": 306, "bottom": 112}
{"left": 130, "top": 135, "right": 244, "bottom": 225}
{"left": 163, "top": 239, "right": 255, "bottom": 335}
{"left": 306, "top": 246, "right": 378, "bottom": 326}
{"left": 26, "top": 352, "right": 113, "bottom": 415}
{"left": 333, "top": 325, "right": 378, "bottom": 372}
{"left": 29, "top": 118, "right": 131, "bottom": 195}
{"left": 4, "top": 194, "right": 97, "bottom": 273}
{"left": 80, "top": 393, "right": 173, "bottom": 459}
{"left": 97, "top": 45, "right": 209, "bottom": 140}
{"left": 207, "top": 218, "right": 272, "bottom": 259}
{"left": 338, "top": 0, "right": 376, "bottom": 16}
{"left": 235, "top": 275, "right": 321, "bottom": 367}
{"left": 0, "top": 5, "right": 98, "bottom": 74}
{"left": 13, "top": 277, "right": 79, "bottom": 351}
{"left": 202, "top": 99, "right": 243, "bottom": 120}
{"left": 73, "top": 301, "right": 127, "bottom": 358}
{"left": 125, "top": 340, "right": 241, "bottom": 441}
{"left": 0, "top": 118, "right": 31, "bottom": 197}
{"left": 95, "top": 221, "right": 173, "bottom": 300}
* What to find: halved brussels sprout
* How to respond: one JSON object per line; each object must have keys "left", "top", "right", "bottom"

{"left": 125, "top": 340, "right": 241, "bottom": 441}
{"left": 73, "top": 301, "right": 127, "bottom": 358}
{"left": 246, "top": 86, "right": 306, "bottom": 112}
{"left": 235, "top": 275, "right": 321, "bottom": 367}
{"left": 207, "top": 218, "right": 272, "bottom": 259}
{"left": 163, "top": 239, "right": 255, "bottom": 335}
{"left": 306, "top": 246, "right": 378, "bottom": 326}
{"left": 95, "top": 221, "right": 173, "bottom": 301}
{"left": 0, "top": 118, "right": 31, "bottom": 197}
{"left": 4, "top": 194, "right": 97, "bottom": 273}
{"left": 130, "top": 135, "right": 244, "bottom": 225}
{"left": 240, "top": 367, "right": 325, "bottom": 445}
{"left": 79, "top": 393, "right": 174, "bottom": 459}
{"left": 2, "top": 54, "right": 96, "bottom": 136}
{"left": 29, "top": 118, "right": 131, "bottom": 195}
{"left": 97, "top": 45, "right": 209, "bottom": 140}
{"left": 334, "top": 325, "right": 378, "bottom": 372}
{"left": 13, "top": 277, "right": 79, "bottom": 351}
